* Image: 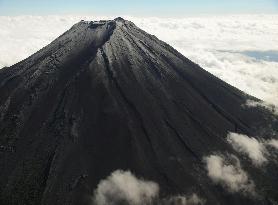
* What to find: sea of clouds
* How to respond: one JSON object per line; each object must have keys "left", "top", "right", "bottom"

{"left": 0, "top": 15, "right": 277, "bottom": 107}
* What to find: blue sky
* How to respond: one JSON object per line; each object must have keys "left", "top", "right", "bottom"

{"left": 0, "top": 0, "right": 277, "bottom": 16}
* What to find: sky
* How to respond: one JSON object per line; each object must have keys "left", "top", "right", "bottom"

{"left": 0, "top": 0, "right": 278, "bottom": 16}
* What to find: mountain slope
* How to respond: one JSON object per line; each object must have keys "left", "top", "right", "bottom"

{"left": 0, "top": 18, "right": 277, "bottom": 205}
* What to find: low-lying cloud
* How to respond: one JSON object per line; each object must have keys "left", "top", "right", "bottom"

{"left": 227, "top": 132, "right": 267, "bottom": 166}
{"left": 161, "top": 194, "right": 205, "bottom": 205}
{"left": 204, "top": 154, "right": 255, "bottom": 194}
{"left": 227, "top": 132, "right": 278, "bottom": 165}
{"left": 0, "top": 15, "right": 278, "bottom": 107}
{"left": 93, "top": 170, "right": 159, "bottom": 205}
{"left": 267, "top": 139, "right": 278, "bottom": 150}
{"left": 93, "top": 170, "right": 204, "bottom": 205}
{"left": 246, "top": 100, "right": 278, "bottom": 115}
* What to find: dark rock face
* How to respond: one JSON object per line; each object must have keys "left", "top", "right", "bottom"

{"left": 0, "top": 18, "right": 277, "bottom": 205}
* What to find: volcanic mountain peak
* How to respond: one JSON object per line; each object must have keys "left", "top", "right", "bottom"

{"left": 114, "top": 16, "right": 126, "bottom": 22}
{"left": 0, "top": 18, "right": 277, "bottom": 205}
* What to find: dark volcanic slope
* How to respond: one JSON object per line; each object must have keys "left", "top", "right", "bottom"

{"left": 0, "top": 18, "right": 277, "bottom": 205}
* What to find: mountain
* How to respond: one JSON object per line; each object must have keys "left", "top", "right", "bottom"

{"left": 0, "top": 17, "right": 277, "bottom": 205}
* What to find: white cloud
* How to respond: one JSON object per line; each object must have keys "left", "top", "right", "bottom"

{"left": 93, "top": 170, "right": 159, "bottom": 205}
{"left": 204, "top": 154, "right": 255, "bottom": 194}
{"left": 161, "top": 194, "right": 205, "bottom": 205}
{"left": 245, "top": 100, "right": 278, "bottom": 115}
{"left": 267, "top": 139, "right": 278, "bottom": 149}
{"left": 93, "top": 170, "right": 205, "bottom": 205}
{"left": 227, "top": 132, "right": 267, "bottom": 166}
{"left": 227, "top": 132, "right": 278, "bottom": 166}
{"left": 0, "top": 15, "right": 278, "bottom": 107}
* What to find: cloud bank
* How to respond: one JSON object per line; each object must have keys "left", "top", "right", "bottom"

{"left": 93, "top": 170, "right": 159, "bottom": 205}
{"left": 204, "top": 154, "right": 254, "bottom": 194}
{"left": 0, "top": 15, "right": 278, "bottom": 107}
